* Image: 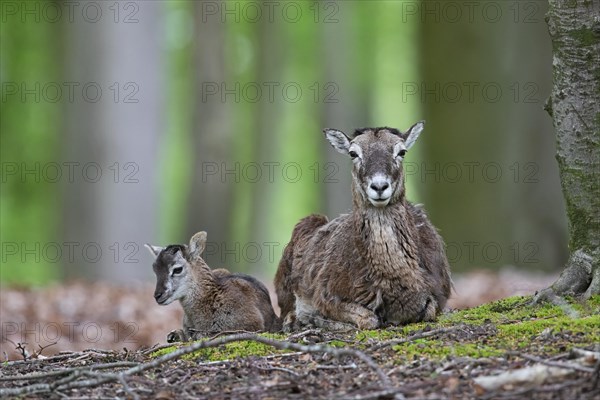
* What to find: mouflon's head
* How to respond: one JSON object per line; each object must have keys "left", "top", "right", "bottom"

{"left": 145, "top": 231, "right": 207, "bottom": 305}
{"left": 324, "top": 121, "right": 424, "bottom": 207}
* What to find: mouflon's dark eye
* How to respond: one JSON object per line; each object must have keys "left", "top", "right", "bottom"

{"left": 349, "top": 151, "right": 359, "bottom": 159}
{"left": 398, "top": 149, "right": 407, "bottom": 158}
{"left": 172, "top": 266, "right": 183, "bottom": 275}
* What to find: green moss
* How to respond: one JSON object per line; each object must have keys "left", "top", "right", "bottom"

{"left": 356, "top": 323, "right": 428, "bottom": 342}
{"left": 498, "top": 315, "right": 599, "bottom": 337}
{"left": 327, "top": 340, "right": 348, "bottom": 348}
{"left": 561, "top": 166, "right": 600, "bottom": 252}
{"left": 570, "top": 27, "right": 599, "bottom": 47}
{"left": 150, "top": 346, "right": 178, "bottom": 358}
{"left": 149, "top": 333, "right": 289, "bottom": 361}
{"left": 388, "top": 296, "right": 599, "bottom": 361}
{"left": 566, "top": 199, "right": 596, "bottom": 251}
{"left": 593, "top": 68, "right": 600, "bottom": 91}
{"left": 149, "top": 296, "right": 600, "bottom": 364}
{"left": 394, "top": 340, "right": 504, "bottom": 360}
{"left": 187, "top": 340, "right": 287, "bottom": 361}
{"left": 439, "top": 296, "right": 565, "bottom": 326}
{"left": 588, "top": 294, "right": 600, "bottom": 308}
{"left": 356, "top": 330, "right": 396, "bottom": 342}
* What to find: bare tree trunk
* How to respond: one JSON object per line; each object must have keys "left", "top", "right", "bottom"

{"left": 536, "top": 0, "right": 600, "bottom": 300}
{"left": 246, "top": 16, "right": 284, "bottom": 273}
{"left": 186, "top": 4, "right": 232, "bottom": 268}
{"left": 319, "top": 3, "right": 371, "bottom": 216}
{"left": 64, "top": 2, "right": 163, "bottom": 282}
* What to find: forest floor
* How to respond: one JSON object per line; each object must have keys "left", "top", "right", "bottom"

{"left": 0, "top": 268, "right": 559, "bottom": 359}
{"left": 0, "top": 291, "right": 598, "bottom": 399}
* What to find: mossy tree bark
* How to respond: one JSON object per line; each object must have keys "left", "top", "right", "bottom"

{"left": 536, "top": 0, "right": 600, "bottom": 300}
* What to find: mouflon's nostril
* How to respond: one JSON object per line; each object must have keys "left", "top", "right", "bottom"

{"left": 154, "top": 292, "right": 163, "bottom": 301}
{"left": 370, "top": 182, "right": 389, "bottom": 193}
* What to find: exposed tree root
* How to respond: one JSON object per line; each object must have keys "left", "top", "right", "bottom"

{"left": 584, "top": 261, "right": 600, "bottom": 299}
{"left": 533, "top": 250, "right": 598, "bottom": 304}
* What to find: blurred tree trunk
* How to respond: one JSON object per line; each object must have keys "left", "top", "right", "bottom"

{"left": 320, "top": 2, "right": 372, "bottom": 215}
{"left": 64, "top": 3, "right": 163, "bottom": 282}
{"left": 246, "top": 15, "right": 284, "bottom": 273}
{"left": 420, "top": 2, "right": 565, "bottom": 272}
{"left": 0, "top": 0, "right": 61, "bottom": 284}
{"left": 186, "top": 4, "right": 232, "bottom": 268}
{"left": 535, "top": 0, "right": 599, "bottom": 299}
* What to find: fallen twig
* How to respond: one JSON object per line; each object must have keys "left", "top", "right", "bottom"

{"left": 371, "top": 326, "right": 461, "bottom": 351}
{"left": 140, "top": 343, "right": 176, "bottom": 356}
{"left": 0, "top": 332, "right": 390, "bottom": 397}
{"left": 33, "top": 342, "right": 58, "bottom": 358}
{"left": 341, "top": 388, "right": 405, "bottom": 400}
{"left": 508, "top": 351, "right": 596, "bottom": 373}
{"left": 317, "top": 362, "right": 357, "bottom": 370}
{"left": 3, "top": 339, "right": 29, "bottom": 361}
{"left": 3, "top": 352, "right": 76, "bottom": 366}
{"left": 474, "top": 364, "right": 574, "bottom": 392}
{"left": 286, "top": 329, "right": 323, "bottom": 341}
{"left": 570, "top": 348, "right": 600, "bottom": 362}
{"left": 0, "top": 361, "right": 138, "bottom": 381}
{"left": 255, "top": 364, "right": 300, "bottom": 376}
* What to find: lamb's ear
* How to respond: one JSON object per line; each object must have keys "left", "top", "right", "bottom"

{"left": 189, "top": 231, "right": 207, "bottom": 260}
{"left": 401, "top": 120, "right": 425, "bottom": 150}
{"left": 323, "top": 128, "right": 351, "bottom": 154}
{"left": 145, "top": 244, "right": 164, "bottom": 258}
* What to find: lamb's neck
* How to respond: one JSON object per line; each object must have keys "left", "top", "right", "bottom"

{"left": 354, "top": 200, "right": 420, "bottom": 278}
{"left": 179, "top": 263, "right": 218, "bottom": 309}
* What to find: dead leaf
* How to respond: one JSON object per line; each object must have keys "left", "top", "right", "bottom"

{"left": 445, "top": 377, "right": 460, "bottom": 392}
{"left": 154, "top": 390, "right": 174, "bottom": 400}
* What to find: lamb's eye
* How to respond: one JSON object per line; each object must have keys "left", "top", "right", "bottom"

{"left": 349, "top": 151, "right": 359, "bottom": 159}
{"left": 398, "top": 149, "right": 407, "bottom": 158}
{"left": 172, "top": 266, "right": 183, "bottom": 275}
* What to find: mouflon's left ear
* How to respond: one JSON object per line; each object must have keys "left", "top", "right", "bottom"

{"left": 145, "top": 244, "right": 164, "bottom": 258}
{"left": 189, "top": 231, "right": 208, "bottom": 260}
{"left": 401, "top": 120, "right": 425, "bottom": 150}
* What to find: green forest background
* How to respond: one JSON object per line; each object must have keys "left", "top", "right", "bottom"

{"left": 1, "top": 0, "right": 567, "bottom": 286}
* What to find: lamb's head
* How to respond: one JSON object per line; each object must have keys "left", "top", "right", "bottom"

{"left": 324, "top": 121, "right": 424, "bottom": 208}
{"left": 145, "top": 231, "right": 208, "bottom": 305}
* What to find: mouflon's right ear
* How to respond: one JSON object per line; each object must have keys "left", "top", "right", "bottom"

{"left": 324, "top": 128, "right": 352, "bottom": 155}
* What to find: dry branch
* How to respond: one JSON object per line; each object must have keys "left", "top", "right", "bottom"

{"left": 0, "top": 332, "right": 389, "bottom": 397}
{"left": 371, "top": 326, "right": 460, "bottom": 351}
{"left": 473, "top": 364, "right": 575, "bottom": 392}
{"left": 0, "top": 361, "right": 138, "bottom": 381}
{"left": 508, "top": 351, "right": 597, "bottom": 374}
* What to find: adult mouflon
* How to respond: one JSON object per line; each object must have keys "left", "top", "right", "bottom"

{"left": 146, "top": 232, "right": 281, "bottom": 341}
{"left": 275, "top": 121, "right": 452, "bottom": 331}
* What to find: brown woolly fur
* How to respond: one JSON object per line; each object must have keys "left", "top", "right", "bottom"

{"left": 147, "top": 232, "right": 281, "bottom": 341}
{"left": 275, "top": 123, "right": 452, "bottom": 331}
